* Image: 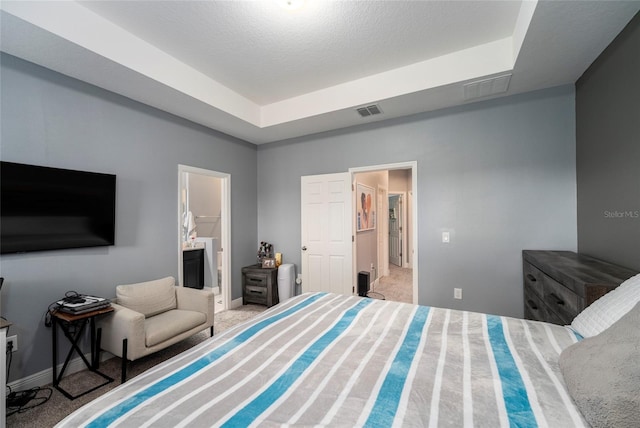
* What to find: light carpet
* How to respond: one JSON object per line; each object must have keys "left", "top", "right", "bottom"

{"left": 372, "top": 264, "right": 413, "bottom": 303}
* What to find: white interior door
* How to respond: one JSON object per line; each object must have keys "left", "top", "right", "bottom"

{"left": 389, "top": 194, "right": 402, "bottom": 266}
{"left": 301, "top": 173, "right": 353, "bottom": 295}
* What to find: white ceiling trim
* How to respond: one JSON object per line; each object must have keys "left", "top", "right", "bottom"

{"left": 0, "top": 1, "right": 260, "bottom": 124}
{"left": 1, "top": 1, "right": 637, "bottom": 145}
{"left": 0, "top": 1, "right": 530, "bottom": 134}
{"left": 512, "top": 0, "right": 538, "bottom": 61}
{"left": 261, "top": 37, "right": 515, "bottom": 127}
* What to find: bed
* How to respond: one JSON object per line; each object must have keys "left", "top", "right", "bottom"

{"left": 56, "top": 287, "right": 640, "bottom": 427}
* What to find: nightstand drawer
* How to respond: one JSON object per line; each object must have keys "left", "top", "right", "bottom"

{"left": 245, "top": 273, "right": 268, "bottom": 287}
{"left": 244, "top": 285, "right": 267, "bottom": 303}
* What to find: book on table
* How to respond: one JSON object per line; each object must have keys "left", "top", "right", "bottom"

{"left": 56, "top": 295, "right": 111, "bottom": 314}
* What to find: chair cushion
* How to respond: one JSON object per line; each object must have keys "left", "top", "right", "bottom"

{"left": 144, "top": 309, "right": 206, "bottom": 347}
{"left": 116, "top": 277, "right": 177, "bottom": 318}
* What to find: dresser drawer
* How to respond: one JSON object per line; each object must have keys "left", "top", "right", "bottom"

{"left": 541, "top": 274, "right": 579, "bottom": 324}
{"left": 524, "top": 285, "right": 565, "bottom": 324}
{"left": 523, "top": 262, "right": 544, "bottom": 298}
{"left": 523, "top": 285, "right": 549, "bottom": 321}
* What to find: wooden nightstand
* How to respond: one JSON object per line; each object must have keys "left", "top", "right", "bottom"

{"left": 242, "top": 264, "right": 279, "bottom": 307}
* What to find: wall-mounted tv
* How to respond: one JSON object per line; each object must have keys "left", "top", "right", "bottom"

{"left": 1, "top": 161, "right": 116, "bottom": 254}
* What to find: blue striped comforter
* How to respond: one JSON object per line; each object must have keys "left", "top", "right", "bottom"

{"left": 57, "top": 292, "right": 586, "bottom": 427}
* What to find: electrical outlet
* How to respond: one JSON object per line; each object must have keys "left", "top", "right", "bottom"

{"left": 7, "top": 335, "right": 18, "bottom": 352}
{"left": 370, "top": 263, "right": 375, "bottom": 270}
{"left": 454, "top": 288, "right": 463, "bottom": 300}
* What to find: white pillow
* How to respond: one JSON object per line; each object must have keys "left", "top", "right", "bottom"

{"left": 571, "top": 273, "right": 640, "bottom": 338}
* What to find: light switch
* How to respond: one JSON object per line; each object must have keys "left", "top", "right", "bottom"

{"left": 442, "top": 231, "right": 450, "bottom": 243}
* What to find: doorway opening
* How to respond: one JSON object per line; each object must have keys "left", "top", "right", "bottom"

{"left": 177, "top": 165, "right": 231, "bottom": 314}
{"left": 388, "top": 193, "right": 404, "bottom": 268}
{"left": 350, "top": 162, "right": 417, "bottom": 304}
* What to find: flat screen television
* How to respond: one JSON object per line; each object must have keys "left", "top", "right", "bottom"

{"left": 1, "top": 161, "right": 116, "bottom": 254}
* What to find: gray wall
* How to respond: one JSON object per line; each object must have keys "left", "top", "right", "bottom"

{"left": 576, "top": 13, "right": 640, "bottom": 271}
{"left": 257, "top": 86, "right": 578, "bottom": 318}
{"left": 0, "top": 54, "right": 258, "bottom": 381}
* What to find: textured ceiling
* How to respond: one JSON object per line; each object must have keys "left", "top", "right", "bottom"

{"left": 77, "top": 1, "right": 521, "bottom": 104}
{"left": 1, "top": 1, "right": 639, "bottom": 144}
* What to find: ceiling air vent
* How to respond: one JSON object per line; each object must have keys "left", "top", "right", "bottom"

{"left": 463, "top": 74, "right": 512, "bottom": 101}
{"left": 356, "top": 104, "right": 383, "bottom": 118}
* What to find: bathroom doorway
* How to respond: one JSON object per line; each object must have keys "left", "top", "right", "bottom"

{"left": 178, "top": 165, "right": 230, "bottom": 313}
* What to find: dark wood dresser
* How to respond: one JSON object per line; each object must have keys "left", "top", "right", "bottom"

{"left": 522, "top": 250, "right": 637, "bottom": 325}
{"left": 242, "top": 264, "right": 279, "bottom": 307}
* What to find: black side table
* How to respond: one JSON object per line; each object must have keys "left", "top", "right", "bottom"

{"left": 50, "top": 306, "right": 114, "bottom": 399}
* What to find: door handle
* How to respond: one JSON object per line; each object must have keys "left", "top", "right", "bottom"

{"left": 302, "top": 246, "right": 307, "bottom": 251}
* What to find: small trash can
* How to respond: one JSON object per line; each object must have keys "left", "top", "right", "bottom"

{"left": 277, "top": 264, "right": 295, "bottom": 302}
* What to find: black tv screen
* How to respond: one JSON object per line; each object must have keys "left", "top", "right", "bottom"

{"left": 1, "top": 161, "right": 116, "bottom": 254}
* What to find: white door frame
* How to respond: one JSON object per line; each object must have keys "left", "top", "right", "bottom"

{"left": 349, "top": 161, "right": 418, "bottom": 304}
{"left": 177, "top": 164, "right": 231, "bottom": 311}
{"left": 406, "top": 190, "right": 414, "bottom": 269}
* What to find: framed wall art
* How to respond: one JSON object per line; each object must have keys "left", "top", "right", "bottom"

{"left": 356, "top": 183, "right": 376, "bottom": 232}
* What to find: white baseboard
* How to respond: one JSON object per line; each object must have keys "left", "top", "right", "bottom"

{"left": 229, "top": 297, "right": 243, "bottom": 309}
{"left": 8, "top": 351, "right": 114, "bottom": 392}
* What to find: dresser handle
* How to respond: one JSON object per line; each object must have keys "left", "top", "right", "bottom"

{"left": 526, "top": 274, "right": 537, "bottom": 282}
{"left": 549, "top": 293, "right": 565, "bottom": 305}
{"left": 527, "top": 299, "right": 538, "bottom": 310}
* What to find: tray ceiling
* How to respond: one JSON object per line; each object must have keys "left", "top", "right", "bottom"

{"left": 1, "top": 1, "right": 638, "bottom": 144}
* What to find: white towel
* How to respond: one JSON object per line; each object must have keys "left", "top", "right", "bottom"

{"left": 183, "top": 211, "right": 196, "bottom": 239}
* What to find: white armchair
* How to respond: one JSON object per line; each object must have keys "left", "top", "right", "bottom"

{"left": 98, "top": 276, "right": 214, "bottom": 382}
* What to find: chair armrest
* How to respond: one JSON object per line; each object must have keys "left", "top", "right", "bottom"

{"left": 97, "top": 303, "right": 145, "bottom": 360}
{"left": 176, "top": 287, "right": 215, "bottom": 327}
